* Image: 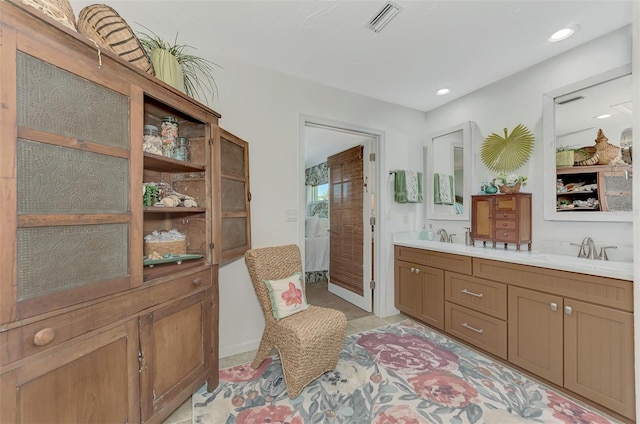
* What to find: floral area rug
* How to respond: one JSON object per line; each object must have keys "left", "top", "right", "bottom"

{"left": 193, "top": 320, "right": 621, "bottom": 424}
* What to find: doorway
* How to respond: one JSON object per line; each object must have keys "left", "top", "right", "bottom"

{"left": 300, "top": 116, "right": 380, "bottom": 316}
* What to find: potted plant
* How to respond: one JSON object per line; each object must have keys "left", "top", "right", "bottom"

{"left": 492, "top": 173, "right": 527, "bottom": 194}
{"left": 137, "top": 27, "right": 220, "bottom": 102}
{"left": 556, "top": 146, "right": 574, "bottom": 168}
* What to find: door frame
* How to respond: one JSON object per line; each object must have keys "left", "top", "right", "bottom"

{"left": 299, "top": 114, "right": 384, "bottom": 316}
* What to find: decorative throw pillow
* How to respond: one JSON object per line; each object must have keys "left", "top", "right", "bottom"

{"left": 264, "top": 272, "right": 309, "bottom": 320}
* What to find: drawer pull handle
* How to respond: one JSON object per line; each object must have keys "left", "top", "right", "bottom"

{"left": 461, "top": 289, "right": 483, "bottom": 298}
{"left": 461, "top": 322, "right": 484, "bottom": 334}
{"left": 33, "top": 328, "right": 56, "bottom": 346}
{"left": 502, "top": 223, "right": 508, "bottom": 227}
{"left": 415, "top": 268, "right": 420, "bottom": 274}
{"left": 192, "top": 277, "right": 202, "bottom": 286}
{"left": 550, "top": 302, "right": 558, "bottom": 312}
{"left": 410, "top": 267, "right": 415, "bottom": 273}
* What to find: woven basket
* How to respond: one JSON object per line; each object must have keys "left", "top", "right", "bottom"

{"left": 499, "top": 182, "right": 521, "bottom": 194}
{"left": 144, "top": 239, "right": 186, "bottom": 257}
{"left": 77, "top": 4, "right": 154, "bottom": 75}
{"left": 21, "top": 0, "right": 77, "bottom": 31}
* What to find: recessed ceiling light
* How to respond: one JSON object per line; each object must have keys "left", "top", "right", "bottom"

{"left": 436, "top": 88, "right": 451, "bottom": 96}
{"left": 549, "top": 26, "right": 579, "bottom": 42}
{"left": 595, "top": 114, "right": 612, "bottom": 119}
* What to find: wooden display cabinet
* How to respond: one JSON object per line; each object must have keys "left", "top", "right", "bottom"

{"left": 471, "top": 193, "right": 532, "bottom": 251}
{"left": 556, "top": 164, "right": 632, "bottom": 212}
{"left": 0, "top": 2, "right": 222, "bottom": 422}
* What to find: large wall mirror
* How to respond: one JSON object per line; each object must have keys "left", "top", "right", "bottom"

{"left": 543, "top": 65, "right": 632, "bottom": 222}
{"left": 425, "top": 121, "right": 475, "bottom": 221}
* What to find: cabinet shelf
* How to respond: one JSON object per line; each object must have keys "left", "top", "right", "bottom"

{"left": 144, "top": 206, "right": 206, "bottom": 213}
{"left": 557, "top": 190, "right": 596, "bottom": 195}
{"left": 143, "top": 152, "right": 205, "bottom": 173}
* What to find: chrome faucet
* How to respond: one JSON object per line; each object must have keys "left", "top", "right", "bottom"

{"left": 437, "top": 228, "right": 448, "bottom": 243}
{"left": 582, "top": 237, "right": 597, "bottom": 259}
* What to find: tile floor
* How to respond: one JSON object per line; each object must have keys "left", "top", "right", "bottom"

{"left": 161, "top": 282, "right": 395, "bottom": 424}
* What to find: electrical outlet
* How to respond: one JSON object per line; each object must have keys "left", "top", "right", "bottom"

{"left": 285, "top": 209, "right": 298, "bottom": 222}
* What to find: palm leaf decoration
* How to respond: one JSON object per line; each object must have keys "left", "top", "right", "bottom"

{"left": 481, "top": 124, "right": 534, "bottom": 172}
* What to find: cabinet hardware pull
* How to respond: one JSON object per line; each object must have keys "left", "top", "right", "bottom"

{"left": 502, "top": 223, "right": 508, "bottom": 227}
{"left": 33, "top": 328, "right": 56, "bottom": 346}
{"left": 461, "top": 289, "right": 483, "bottom": 298}
{"left": 461, "top": 322, "right": 484, "bottom": 334}
{"left": 550, "top": 302, "right": 558, "bottom": 312}
{"left": 192, "top": 277, "right": 202, "bottom": 286}
{"left": 410, "top": 267, "right": 415, "bottom": 273}
{"left": 503, "top": 232, "right": 508, "bottom": 237}
{"left": 415, "top": 268, "right": 420, "bottom": 274}
{"left": 565, "top": 306, "right": 573, "bottom": 315}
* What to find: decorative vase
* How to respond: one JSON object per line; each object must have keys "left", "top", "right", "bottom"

{"left": 484, "top": 185, "right": 498, "bottom": 194}
{"left": 151, "top": 48, "right": 185, "bottom": 92}
{"left": 499, "top": 182, "right": 521, "bottom": 194}
{"left": 556, "top": 151, "right": 574, "bottom": 168}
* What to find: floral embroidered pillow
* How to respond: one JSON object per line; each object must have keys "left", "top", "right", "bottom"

{"left": 264, "top": 272, "right": 309, "bottom": 320}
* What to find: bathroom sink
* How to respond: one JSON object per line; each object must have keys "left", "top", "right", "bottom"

{"left": 530, "top": 254, "right": 633, "bottom": 275}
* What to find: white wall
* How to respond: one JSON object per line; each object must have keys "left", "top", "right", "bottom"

{"left": 424, "top": 26, "right": 633, "bottom": 259}
{"left": 207, "top": 57, "right": 427, "bottom": 357}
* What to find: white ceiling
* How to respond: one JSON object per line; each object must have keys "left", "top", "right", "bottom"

{"left": 68, "top": 0, "right": 633, "bottom": 167}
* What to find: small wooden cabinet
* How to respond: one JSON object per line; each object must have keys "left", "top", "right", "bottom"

{"left": 471, "top": 193, "right": 532, "bottom": 251}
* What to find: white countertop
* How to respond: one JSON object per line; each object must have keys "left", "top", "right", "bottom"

{"left": 394, "top": 239, "right": 633, "bottom": 281}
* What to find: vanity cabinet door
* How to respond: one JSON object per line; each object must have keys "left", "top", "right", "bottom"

{"left": 508, "top": 286, "right": 563, "bottom": 386}
{"left": 564, "top": 299, "right": 635, "bottom": 420}
{"left": 471, "top": 196, "right": 493, "bottom": 245}
{"left": 394, "top": 261, "right": 444, "bottom": 330}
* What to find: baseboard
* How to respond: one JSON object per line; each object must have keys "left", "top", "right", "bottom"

{"left": 219, "top": 338, "right": 261, "bottom": 359}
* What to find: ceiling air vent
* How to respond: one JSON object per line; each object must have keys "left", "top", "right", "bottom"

{"left": 365, "top": 2, "right": 401, "bottom": 33}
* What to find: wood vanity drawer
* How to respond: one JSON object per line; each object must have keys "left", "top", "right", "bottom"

{"left": 494, "top": 230, "right": 517, "bottom": 242}
{"left": 0, "top": 268, "right": 212, "bottom": 365}
{"left": 445, "top": 302, "right": 507, "bottom": 359}
{"left": 495, "top": 211, "right": 516, "bottom": 219}
{"left": 495, "top": 220, "right": 516, "bottom": 230}
{"left": 445, "top": 272, "right": 507, "bottom": 319}
{"left": 395, "top": 246, "right": 472, "bottom": 275}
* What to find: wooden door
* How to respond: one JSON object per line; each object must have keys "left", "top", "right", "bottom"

{"left": 0, "top": 320, "right": 140, "bottom": 424}
{"left": 564, "top": 299, "right": 635, "bottom": 420}
{"left": 471, "top": 196, "right": 493, "bottom": 244}
{"left": 394, "top": 260, "right": 422, "bottom": 317}
{"left": 508, "top": 286, "right": 563, "bottom": 385}
{"left": 327, "top": 146, "right": 364, "bottom": 296}
{"left": 139, "top": 288, "right": 213, "bottom": 423}
{"left": 219, "top": 128, "right": 251, "bottom": 263}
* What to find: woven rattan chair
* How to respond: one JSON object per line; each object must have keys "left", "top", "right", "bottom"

{"left": 244, "top": 244, "right": 347, "bottom": 398}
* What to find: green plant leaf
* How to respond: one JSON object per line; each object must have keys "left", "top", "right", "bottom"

{"left": 480, "top": 124, "right": 534, "bottom": 172}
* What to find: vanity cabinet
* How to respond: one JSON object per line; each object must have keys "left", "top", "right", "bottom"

{"left": 394, "top": 246, "right": 472, "bottom": 330}
{"left": 0, "top": 2, "right": 222, "bottom": 422}
{"left": 471, "top": 193, "right": 532, "bottom": 250}
{"left": 394, "top": 247, "right": 635, "bottom": 421}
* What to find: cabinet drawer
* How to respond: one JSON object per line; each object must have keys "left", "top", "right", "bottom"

{"left": 495, "top": 220, "right": 516, "bottom": 230}
{"left": 445, "top": 302, "right": 507, "bottom": 359}
{"left": 494, "top": 230, "right": 517, "bottom": 242}
{"left": 0, "top": 268, "right": 212, "bottom": 365}
{"left": 495, "top": 211, "right": 516, "bottom": 219}
{"left": 445, "top": 272, "right": 507, "bottom": 319}
{"left": 395, "top": 246, "right": 472, "bottom": 275}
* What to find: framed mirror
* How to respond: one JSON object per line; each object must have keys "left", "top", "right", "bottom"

{"left": 425, "top": 121, "right": 475, "bottom": 220}
{"left": 543, "top": 65, "right": 632, "bottom": 222}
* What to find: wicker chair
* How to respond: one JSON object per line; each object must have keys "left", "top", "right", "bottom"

{"left": 244, "top": 244, "right": 347, "bottom": 398}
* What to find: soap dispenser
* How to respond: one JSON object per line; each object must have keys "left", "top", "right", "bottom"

{"left": 464, "top": 227, "right": 473, "bottom": 246}
{"left": 427, "top": 224, "right": 434, "bottom": 241}
{"left": 419, "top": 226, "right": 427, "bottom": 240}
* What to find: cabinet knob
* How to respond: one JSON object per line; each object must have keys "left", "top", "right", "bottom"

{"left": 565, "top": 306, "right": 573, "bottom": 315}
{"left": 410, "top": 267, "right": 415, "bottom": 273}
{"left": 502, "top": 223, "right": 508, "bottom": 227}
{"left": 192, "top": 277, "right": 202, "bottom": 286}
{"left": 503, "top": 232, "right": 508, "bottom": 237}
{"left": 414, "top": 268, "right": 420, "bottom": 274}
{"left": 550, "top": 302, "right": 558, "bottom": 312}
{"left": 33, "top": 328, "right": 56, "bottom": 346}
